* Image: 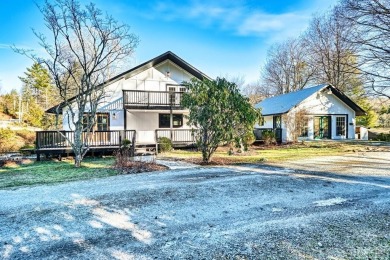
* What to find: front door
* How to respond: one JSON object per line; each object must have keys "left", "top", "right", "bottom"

{"left": 314, "top": 116, "right": 330, "bottom": 139}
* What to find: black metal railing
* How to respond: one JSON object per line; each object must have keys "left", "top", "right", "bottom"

{"left": 155, "top": 129, "right": 196, "bottom": 143}
{"left": 253, "top": 128, "right": 282, "bottom": 143}
{"left": 36, "top": 130, "right": 136, "bottom": 149}
{"left": 123, "top": 90, "right": 184, "bottom": 108}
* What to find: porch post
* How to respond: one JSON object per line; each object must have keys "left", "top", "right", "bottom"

{"left": 124, "top": 109, "right": 127, "bottom": 130}
{"left": 170, "top": 108, "right": 173, "bottom": 141}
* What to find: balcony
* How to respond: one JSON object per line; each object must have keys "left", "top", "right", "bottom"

{"left": 123, "top": 90, "right": 185, "bottom": 110}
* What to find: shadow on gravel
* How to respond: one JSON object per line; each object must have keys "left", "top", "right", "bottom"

{"left": 234, "top": 163, "right": 390, "bottom": 189}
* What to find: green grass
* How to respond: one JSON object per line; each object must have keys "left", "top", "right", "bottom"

{"left": 0, "top": 157, "right": 118, "bottom": 189}
{"left": 0, "top": 141, "right": 383, "bottom": 189}
{"left": 160, "top": 141, "right": 370, "bottom": 164}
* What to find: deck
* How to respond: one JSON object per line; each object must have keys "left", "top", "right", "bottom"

{"left": 35, "top": 129, "right": 196, "bottom": 159}
{"left": 123, "top": 90, "right": 185, "bottom": 110}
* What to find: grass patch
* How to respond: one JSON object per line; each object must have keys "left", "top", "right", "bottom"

{"left": 0, "top": 157, "right": 118, "bottom": 189}
{"left": 159, "top": 141, "right": 377, "bottom": 164}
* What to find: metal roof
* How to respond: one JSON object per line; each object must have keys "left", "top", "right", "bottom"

{"left": 255, "top": 84, "right": 366, "bottom": 116}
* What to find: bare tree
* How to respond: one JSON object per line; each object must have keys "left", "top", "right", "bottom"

{"left": 241, "top": 81, "right": 271, "bottom": 105}
{"left": 340, "top": 0, "right": 390, "bottom": 99}
{"left": 15, "top": 0, "right": 138, "bottom": 167}
{"left": 262, "top": 38, "right": 316, "bottom": 95}
{"left": 304, "top": 8, "right": 364, "bottom": 96}
{"left": 282, "top": 108, "right": 308, "bottom": 143}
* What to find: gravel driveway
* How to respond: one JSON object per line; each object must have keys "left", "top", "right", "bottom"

{"left": 1, "top": 152, "right": 390, "bottom": 259}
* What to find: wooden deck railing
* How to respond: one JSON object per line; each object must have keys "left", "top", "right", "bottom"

{"left": 156, "top": 129, "right": 197, "bottom": 143}
{"left": 36, "top": 130, "right": 136, "bottom": 149}
{"left": 123, "top": 90, "right": 184, "bottom": 108}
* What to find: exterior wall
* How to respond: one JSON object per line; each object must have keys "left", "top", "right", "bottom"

{"left": 256, "top": 90, "right": 357, "bottom": 143}
{"left": 61, "top": 60, "right": 195, "bottom": 131}
{"left": 109, "top": 110, "right": 125, "bottom": 130}
{"left": 292, "top": 90, "right": 356, "bottom": 141}
{"left": 126, "top": 110, "right": 191, "bottom": 143}
{"left": 254, "top": 115, "right": 273, "bottom": 129}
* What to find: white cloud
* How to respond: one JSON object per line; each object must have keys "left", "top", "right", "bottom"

{"left": 144, "top": 1, "right": 333, "bottom": 40}
{"left": 0, "top": 44, "right": 11, "bottom": 49}
{"left": 238, "top": 12, "right": 310, "bottom": 36}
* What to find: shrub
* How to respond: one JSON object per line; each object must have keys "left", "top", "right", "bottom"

{"left": 0, "top": 128, "right": 23, "bottom": 153}
{"left": 114, "top": 139, "right": 134, "bottom": 167}
{"left": 262, "top": 130, "right": 276, "bottom": 145}
{"left": 158, "top": 137, "right": 173, "bottom": 153}
{"left": 15, "top": 130, "right": 36, "bottom": 144}
{"left": 242, "top": 131, "right": 256, "bottom": 151}
{"left": 375, "top": 133, "right": 390, "bottom": 142}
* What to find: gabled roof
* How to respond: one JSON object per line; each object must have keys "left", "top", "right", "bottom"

{"left": 111, "top": 51, "right": 211, "bottom": 83}
{"left": 47, "top": 51, "right": 210, "bottom": 114}
{"left": 255, "top": 84, "right": 366, "bottom": 116}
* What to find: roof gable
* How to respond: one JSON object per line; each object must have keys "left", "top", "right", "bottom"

{"left": 47, "top": 51, "right": 210, "bottom": 113}
{"left": 255, "top": 84, "right": 366, "bottom": 116}
{"left": 108, "top": 51, "right": 210, "bottom": 84}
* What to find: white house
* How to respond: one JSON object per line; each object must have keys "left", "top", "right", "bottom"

{"left": 254, "top": 84, "right": 366, "bottom": 143}
{"left": 45, "top": 51, "right": 210, "bottom": 147}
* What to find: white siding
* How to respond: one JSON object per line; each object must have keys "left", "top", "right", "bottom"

{"left": 256, "top": 90, "right": 358, "bottom": 142}
{"left": 62, "top": 59, "right": 196, "bottom": 131}
{"left": 291, "top": 90, "right": 356, "bottom": 141}
{"left": 255, "top": 115, "right": 273, "bottom": 129}
{"left": 126, "top": 110, "right": 191, "bottom": 143}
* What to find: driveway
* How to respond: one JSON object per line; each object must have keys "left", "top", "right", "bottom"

{"left": 0, "top": 153, "right": 390, "bottom": 259}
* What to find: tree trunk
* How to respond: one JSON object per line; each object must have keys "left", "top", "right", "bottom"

{"left": 73, "top": 129, "right": 83, "bottom": 168}
{"left": 202, "top": 148, "right": 209, "bottom": 163}
{"left": 74, "top": 154, "right": 82, "bottom": 167}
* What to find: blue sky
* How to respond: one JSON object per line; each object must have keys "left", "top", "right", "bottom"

{"left": 0, "top": 0, "right": 338, "bottom": 93}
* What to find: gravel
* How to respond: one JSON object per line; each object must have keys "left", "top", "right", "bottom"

{"left": 0, "top": 152, "right": 389, "bottom": 259}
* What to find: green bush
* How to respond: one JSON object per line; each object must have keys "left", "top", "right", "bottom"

{"left": 0, "top": 128, "right": 22, "bottom": 153}
{"left": 158, "top": 137, "right": 173, "bottom": 153}
{"left": 242, "top": 131, "right": 256, "bottom": 151}
{"left": 262, "top": 130, "right": 276, "bottom": 145}
{"left": 375, "top": 133, "right": 390, "bottom": 142}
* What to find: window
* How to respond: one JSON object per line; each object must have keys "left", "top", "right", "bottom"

{"left": 259, "top": 117, "right": 265, "bottom": 126}
{"left": 82, "top": 113, "right": 109, "bottom": 131}
{"left": 336, "top": 116, "right": 346, "bottom": 136}
{"left": 168, "top": 87, "right": 176, "bottom": 104}
{"left": 159, "top": 114, "right": 183, "bottom": 128}
{"left": 97, "top": 113, "right": 109, "bottom": 131}
{"left": 82, "top": 114, "right": 93, "bottom": 131}
{"left": 299, "top": 118, "right": 309, "bottom": 137}
{"left": 273, "top": 115, "right": 281, "bottom": 128}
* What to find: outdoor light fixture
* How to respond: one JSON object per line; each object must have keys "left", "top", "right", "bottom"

{"left": 166, "top": 71, "right": 171, "bottom": 78}
{"left": 112, "top": 112, "right": 117, "bottom": 120}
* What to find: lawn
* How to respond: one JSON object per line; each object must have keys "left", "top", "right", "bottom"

{"left": 0, "top": 141, "right": 386, "bottom": 189}
{"left": 160, "top": 141, "right": 380, "bottom": 164}
{"left": 0, "top": 157, "right": 118, "bottom": 189}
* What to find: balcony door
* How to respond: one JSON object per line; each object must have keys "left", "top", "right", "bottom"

{"left": 168, "top": 87, "right": 176, "bottom": 105}
{"left": 167, "top": 85, "right": 186, "bottom": 106}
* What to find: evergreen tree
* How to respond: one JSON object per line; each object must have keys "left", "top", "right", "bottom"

{"left": 18, "top": 63, "right": 59, "bottom": 128}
